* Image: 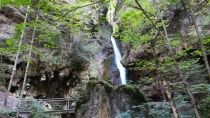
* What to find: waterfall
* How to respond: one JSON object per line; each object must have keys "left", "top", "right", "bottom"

{"left": 111, "top": 36, "right": 127, "bottom": 84}
{"left": 107, "top": 0, "right": 127, "bottom": 84}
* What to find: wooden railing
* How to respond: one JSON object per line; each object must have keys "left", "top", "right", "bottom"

{"left": 0, "top": 92, "right": 76, "bottom": 114}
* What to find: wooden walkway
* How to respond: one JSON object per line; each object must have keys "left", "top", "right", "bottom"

{"left": 0, "top": 91, "right": 76, "bottom": 114}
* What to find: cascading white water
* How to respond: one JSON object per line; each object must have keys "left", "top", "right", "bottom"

{"left": 111, "top": 36, "right": 127, "bottom": 84}
{"left": 107, "top": 0, "right": 127, "bottom": 84}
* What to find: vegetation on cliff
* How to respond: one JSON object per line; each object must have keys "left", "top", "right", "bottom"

{"left": 0, "top": 0, "right": 210, "bottom": 118}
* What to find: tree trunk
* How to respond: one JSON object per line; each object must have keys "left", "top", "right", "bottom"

{"left": 150, "top": 31, "right": 166, "bottom": 100}
{"left": 16, "top": 14, "right": 38, "bottom": 118}
{"left": 7, "top": 5, "right": 30, "bottom": 92}
{"left": 163, "top": 80, "right": 179, "bottom": 118}
{"left": 134, "top": 0, "right": 159, "bottom": 31}
{"left": 4, "top": 5, "right": 30, "bottom": 108}
{"left": 134, "top": 1, "right": 180, "bottom": 116}
{"left": 161, "top": 18, "right": 200, "bottom": 118}
{"left": 181, "top": 0, "right": 210, "bottom": 81}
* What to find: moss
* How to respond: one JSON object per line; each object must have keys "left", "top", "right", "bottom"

{"left": 198, "top": 96, "right": 210, "bottom": 118}
{"left": 99, "top": 15, "right": 107, "bottom": 25}
{"left": 76, "top": 79, "right": 114, "bottom": 117}
{"left": 31, "top": 100, "right": 50, "bottom": 118}
{"left": 189, "top": 84, "right": 210, "bottom": 94}
{"left": 112, "top": 23, "right": 120, "bottom": 39}
{"left": 113, "top": 23, "right": 119, "bottom": 33}
{"left": 171, "top": 83, "right": 187, "bottom": 95}
{"left": 77, "top": 80, "right": 114, "bottom": 105}
{"left": 0, "top": 109, "right": 14, "bottom": 117}
{"left": 113, "top": 32, "right": 120, "bottom": 39}
{"left": 116, "top": 85, "right": 146, "bottom": 102}
{"left": 196, "top": 85, "right": 210, "bottom": 116}
{"left": 86, "top": 80, "right": 114, "bottom": 91}
{"left": 78, "top": 81, "right": 94, "bottom": 104}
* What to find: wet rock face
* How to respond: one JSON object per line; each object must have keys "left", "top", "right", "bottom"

{"left": 0, "top": 6, "right": 25, "bottom": 23}
{"left": 76, "top": 81, "right": 146, "bottom": 118}
{"left": 0, "top": 19, "right": 16, "bottom": 41}
{"left": 121, "top": 45, "right": 155, "bottom": 69}
{"left": 0, "top": 1, "right": 114, "bottom": 98}
{"left": 0, "top": 12, "right": 89, "bottom": 97}
{"left": 0, "top": 51, "right": 88, "bottom": 98}
{"left": 110, "top": 67, "right": 121, "bottom": 86}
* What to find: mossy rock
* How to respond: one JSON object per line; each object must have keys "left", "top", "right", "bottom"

{"left": 116, "top": 85, "right": 146, "bottom": 103}
{"left": 86, "top": 80, "right": 114, "bottom": 92}
{"left": 77, "top": 80, "right": 114, "bottom": 105}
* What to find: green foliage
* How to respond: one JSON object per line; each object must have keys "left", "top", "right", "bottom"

{"left": 190, "top": 84, "right": 210, "bottom": 95}
{"left": 172, "top": 84, "right": 210, "bottom": 117}
{"left": 117, "top": 84, "right": 146, "bottom": 101}
{"left": 116, "top": 102, "right": 171, "bottom": 118}
{"left": 0, "top": 110, "right": 14, "bottom": 117}
{"left": 167, "top": 34, "right": 182, "bottom": 49}
{"left": 117, "top": 0, "right": 156, "bottom": 47}
{"left": 0, "top": 23, "right": 24, "bottom": 54}
{"left": 146, "top": 103, "right": 172, "bottom": 118}
{"left": 159, "top": 57, "right": 176, "bottom": 79}
{"left": 159, "top": 58, "right": 206, "bottom": 84}
{"left": 37, "top": 26, "right": 60, "bottom": 49}
{"left": 203, "top": 35, "right": 210, "bottom": 45}
{"left": 199, "top": 96, "right": 210, "bottom": 118}
{"left": 31, "top": 100, "right": 50, "bottom": 118}
{"left": 157, "top": 0, "right": 177, "bottom": 10}
{"left": 0, "top": 0, "right": 31, "bottom": 6}
{"left": 180, "top": 60, "right": 207, "bottom": 84}
{"left": 0, "top": 0, "right": 102, "bottom": 52}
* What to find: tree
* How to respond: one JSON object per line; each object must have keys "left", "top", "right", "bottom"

{"left": 16, "top": 14, "right": 39, "bottom": 118}
{"left": 161, "top": 17, "right": 200, "bottom": 118}
{"left": 7, "top": 5, "right": 30, "bottom": 92}
{"left": 180, "top": 0, "right": 210, "bottom": 81}
{"left": 120, "top": 1, "right": 179, "bottom": 117}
